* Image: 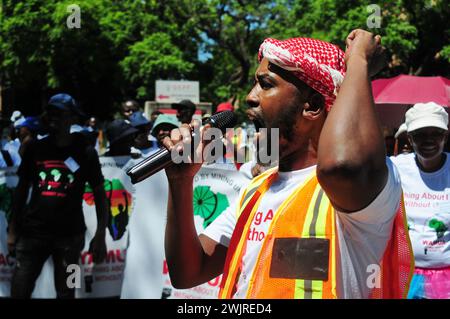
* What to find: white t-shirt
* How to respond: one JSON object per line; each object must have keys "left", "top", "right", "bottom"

{"left": 203, "top": 158, "right": 402, "bottom": 298}
{"left": 3, "top": 138, "right": 20, "bottom": 154}
{"left": 391, "top": 152, "right": 450, "bottom": 268}
{"left": 2, "top": 139, "right": 21, "bottom": 166}
{"left": 238, "top": 160, "right": 255, "bottom": 180}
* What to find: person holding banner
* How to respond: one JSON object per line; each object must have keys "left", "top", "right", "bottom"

{"left": 162, "top": 30, "right": 413, "bottom": 299}
{"left": 7, "top": 93, "right": 108, "bottom": 299}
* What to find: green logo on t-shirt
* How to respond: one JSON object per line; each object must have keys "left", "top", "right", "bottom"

{"left": 193, "top": 186, "right": 229, "bottom": 229}
{"left": 428, "top": 218, "right": 448, "bottom": 239}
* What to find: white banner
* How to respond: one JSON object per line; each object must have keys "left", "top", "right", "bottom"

{"left": 0, "top": 157, "right": 135, "bottom": 298}
{"left": 0, "top": 159, "right": 250, "bottom": 298}
{"left": 119, "top": 161, "right": 168, "bottom": 299}
{"left": 160, "top": 167, "right": 249, "bottom": 299}
{"left": 77, "top": 156, "right": 133, "bottom": 298}
{"left": 0, "top": 167, "right": 18, "bottom": 297}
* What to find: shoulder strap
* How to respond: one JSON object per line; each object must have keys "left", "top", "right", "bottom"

{"left": 1, "top": 150, "right": 14, "bottom": 167}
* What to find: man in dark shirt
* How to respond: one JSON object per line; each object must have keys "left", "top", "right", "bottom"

{"left": 7, "top": 93, "right": 108, "bottom": 298}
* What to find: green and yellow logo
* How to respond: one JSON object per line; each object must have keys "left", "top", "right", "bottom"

{"left": 428, "top": 218, "right": 448, "bottom": 239}
{"left": 193, "top": 186, "right": 229, "bottom": 228}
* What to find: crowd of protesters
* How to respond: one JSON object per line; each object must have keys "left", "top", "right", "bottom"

{"left": 0, "top": 97, "right": 263, "bottom": 173}
{"left": 2, "top": 100, "right": 447, "bottom": 172}
{"left": 0, "top": 93, "right": 266, "bottom": 296}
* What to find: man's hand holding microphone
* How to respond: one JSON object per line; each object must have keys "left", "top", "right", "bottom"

{"left": 126, "top": 111, "right": 237, "bottom": 183}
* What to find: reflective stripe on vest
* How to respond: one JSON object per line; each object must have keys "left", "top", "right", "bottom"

{"left": 245, "top": 174, "right": 337, "bottom": 299}
{"left": 219, "top": 168, "right": 278, "bottom": 299}
{"left": 219, "top": 171, "right": 413, "bottom": 299}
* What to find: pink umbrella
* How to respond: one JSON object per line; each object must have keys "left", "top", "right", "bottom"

{"left": 372, "top": 75, "right": 450, "bottom": 155}
{"left": 372, "top": 75, "right": 450, "bottom": 106}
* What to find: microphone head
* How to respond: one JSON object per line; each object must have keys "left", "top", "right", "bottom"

{"left": 205, "top": 111, "right": 237, "bottom": 133}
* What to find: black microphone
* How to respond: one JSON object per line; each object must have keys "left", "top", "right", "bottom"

{"left": 126, "top": 111, "right": 237, "bottom": 184}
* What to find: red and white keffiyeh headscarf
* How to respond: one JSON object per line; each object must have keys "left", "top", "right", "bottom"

{"left": 258, "top": 37, "right": 346, "bottom": 112}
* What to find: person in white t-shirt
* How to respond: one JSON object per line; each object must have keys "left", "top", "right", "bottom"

{"left": 161, "top": 30, "right": 412, "bottom": 299}
{"left": 391, "top": 102, "right": 450, "bottom": 299}
{"left": 1, "top": 111, "right": 24, "bottom": 166}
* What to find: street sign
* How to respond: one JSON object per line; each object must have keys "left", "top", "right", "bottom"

{"left": 155, "top": 80, "right": 200, "bottom": 103}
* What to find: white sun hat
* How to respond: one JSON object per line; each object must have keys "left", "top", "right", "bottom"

{"left": 405, "top": 102, "right": 448, "bottom": 133}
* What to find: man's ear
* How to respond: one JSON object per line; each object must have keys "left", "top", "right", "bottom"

{"left": 302, "top": 93, "right": 325, "bottom": 120}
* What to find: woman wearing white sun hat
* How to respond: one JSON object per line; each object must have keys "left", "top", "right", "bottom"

{"left": 391, "top": 102, "right": 450, "bottom": 299}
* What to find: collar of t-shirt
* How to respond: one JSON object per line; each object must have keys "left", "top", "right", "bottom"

{"left": 270, "top": 165, "right": 316, "bottom": 192}
{"left": 415, "top": 152, "right": 449, "bottom": 178}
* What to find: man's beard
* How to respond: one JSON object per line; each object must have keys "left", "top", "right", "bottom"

{"left": 271, "top": 104, "right": 299, "bottom": 143}
{"left": 256, "top": 106, "right": 299, "bottom": 165}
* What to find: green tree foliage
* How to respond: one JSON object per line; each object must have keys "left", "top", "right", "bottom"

{"left": 172, "top": 0, "right": 283, "bottom": 106}
{"left": 0, "top": 0, "right": 199, "bottom": 117}
{"left": 267, "top": 0, "right": 449, "bottom": 77}
{"left": 0, "top": 1, "right": 55, "bottom": 110}
{"left": 99, "top": 0, "right": 199, "bottom": 100}
{"left": 121, "top": 33, "right": 194, "bottom": 99}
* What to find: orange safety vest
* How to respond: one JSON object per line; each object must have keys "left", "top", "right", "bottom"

{"left": 219, "top": 169, "right": 414, "bottom": 299}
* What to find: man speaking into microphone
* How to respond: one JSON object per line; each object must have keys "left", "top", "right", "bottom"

{"left": 162, "top": 30, "right": 413, "bottom": 299}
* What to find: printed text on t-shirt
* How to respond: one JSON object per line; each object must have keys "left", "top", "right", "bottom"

{"left": 247, "top": 209, "right": 274, "bottom": 242}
